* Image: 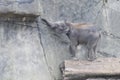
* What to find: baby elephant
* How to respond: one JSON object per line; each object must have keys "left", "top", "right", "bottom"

{"left": 41, "top": 18, "right": 101, "bottom": 61}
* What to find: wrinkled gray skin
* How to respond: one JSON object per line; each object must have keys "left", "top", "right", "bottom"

{"left": 41, "top": 18, "right": 101, "bottom": 61}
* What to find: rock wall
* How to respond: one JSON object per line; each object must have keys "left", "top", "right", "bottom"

{"left": 0, "top": 17, "right": 52, "bottom": 80}
{"left": 101, "top": 0, "right": 120, "bottom": 58}
{"left": 0, "top": 0, "right": 120, "bottom": 80}
{"left": 0, "top": 0, "right": 52, "bottom": 80}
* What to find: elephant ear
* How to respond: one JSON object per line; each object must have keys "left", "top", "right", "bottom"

{"left": 64, "top": 20, "right": 71, "bottom": 26}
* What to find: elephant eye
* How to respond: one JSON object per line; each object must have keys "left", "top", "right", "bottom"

{"left": 58, "top": 25, "right": 63, "bottom": 29}
{"left": 62, "top": 25, "right": 66, "bottom": 29}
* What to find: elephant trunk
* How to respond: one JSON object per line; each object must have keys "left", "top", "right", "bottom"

{"left": 41, "top": 18, "right": 52, "bottom": 27}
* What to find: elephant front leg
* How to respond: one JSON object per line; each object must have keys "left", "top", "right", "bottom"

{"left": 69, "top": 45, "right": 79, "bottom": 60}
{"left": 87, "top": 42, "right": 96, "bottom": 61}
{"left": 69, "top": 45, "right": 76, "bottom": 57}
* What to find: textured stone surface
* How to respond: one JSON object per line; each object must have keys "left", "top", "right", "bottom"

{"left": 64, "top": 78, "right": 120, "bottom": 80}
{"left": 0, "top": 0, "right": 41, "bottom": 16}
{"left": 100, "top": 0, "right": 120, "bottom": 58}
{"left": 63, "top": 58, "right": 120, "bottom": 80}
{"left": 87, "top": 78, "right": 106, "bottom": 80}
{"left": 0, "top": 17, "right": 51, "bottom": 80}
{"left": 0, "top": 0, "right": 120, "bottom": 80}
{"left": 87, "top": 78, "right": 120, "bottom": 80}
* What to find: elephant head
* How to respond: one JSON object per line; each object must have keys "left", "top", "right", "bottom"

{"left": 41, "top": 18, "right": 70, "bottom": 34}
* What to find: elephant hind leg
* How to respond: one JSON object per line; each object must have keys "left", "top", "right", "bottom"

{"left": 87, "top": 49, "right": 94, "bottom": 61}
{"left": 86, "top": 40, "right": 97, "bottom": 61}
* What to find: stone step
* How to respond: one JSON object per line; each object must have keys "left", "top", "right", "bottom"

{"left": 61, "top": 58, "right": 120, "bottom": 80}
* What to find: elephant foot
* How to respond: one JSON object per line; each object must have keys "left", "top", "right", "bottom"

{"left": 71, "top": 57, "right": 79, "bottom": 61}
{"left": 87, "top": 57, "right": 96, "bottom": 61}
